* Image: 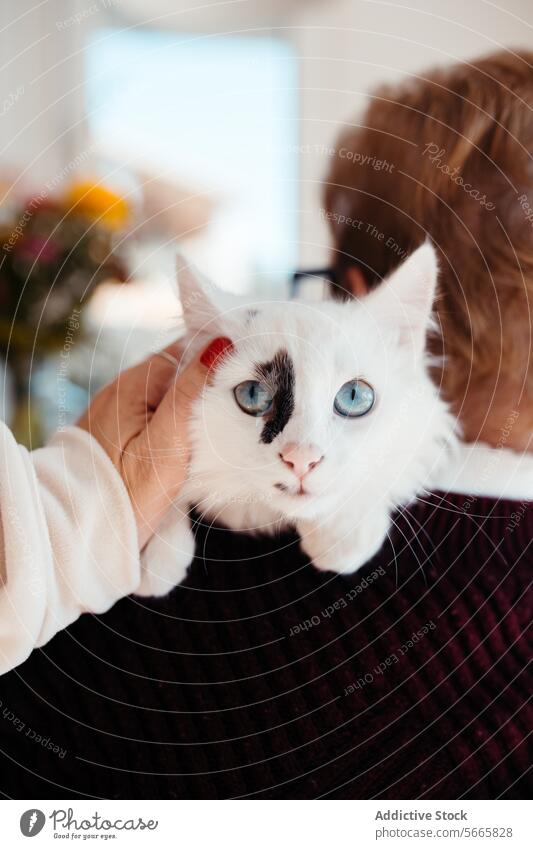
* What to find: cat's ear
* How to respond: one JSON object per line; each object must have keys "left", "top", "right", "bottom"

{"left": 176, "top": 254, "right": 223, "bottom": 338}
{"left": 367, "top": 241, "right": 438, "bottom": 355}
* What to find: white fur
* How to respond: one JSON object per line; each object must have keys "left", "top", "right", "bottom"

{"left": 137, "top": 243, "right": 457, "bottom": 597}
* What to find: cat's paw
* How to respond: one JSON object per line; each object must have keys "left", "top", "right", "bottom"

{"left": 298, "top": 511, "right": 389, "bottom": 575}
{"left": 136, "top": 519, "right": 195, "bottom": 598}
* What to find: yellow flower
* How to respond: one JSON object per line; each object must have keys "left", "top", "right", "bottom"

{"left": 64, "top": 182, "right": 130, "bottom": 228}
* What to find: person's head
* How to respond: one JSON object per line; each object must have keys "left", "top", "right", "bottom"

{"left": 324, "top": 49, "right": 533, "bottom": 449}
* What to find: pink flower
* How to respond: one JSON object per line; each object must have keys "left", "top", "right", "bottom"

{"left": 19, "top": 236, "right": 60, "bottom": 264}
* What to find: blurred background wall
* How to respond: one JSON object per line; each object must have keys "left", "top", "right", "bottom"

{"left": 0, "top": 0, "right": 531, "bottom": 441}
{"left": 3, "top": 1, "right": 532, "bottom": 270}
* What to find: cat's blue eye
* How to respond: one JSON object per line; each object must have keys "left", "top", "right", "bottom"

{"left": 234, "top": 380, "right": 273, "bottom": 416}
{"left": 334, "top": 379, "right": 375, "bottom": 418}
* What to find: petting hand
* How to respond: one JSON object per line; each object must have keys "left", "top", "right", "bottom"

{"left": 77, "top": 344, "right": 210, "bottom": 550}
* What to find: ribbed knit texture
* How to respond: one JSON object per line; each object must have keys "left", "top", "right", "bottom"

{"left": 0, "top": 491, "right": 530, "bottom": 799}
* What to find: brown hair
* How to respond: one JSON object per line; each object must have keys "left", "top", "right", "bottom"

{"left": 324, "top": 50, "right": 533, "bottom": 446}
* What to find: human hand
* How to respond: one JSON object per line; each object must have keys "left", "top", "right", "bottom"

{"left": 77, "top": 339, "right": 231, "bottom": 549}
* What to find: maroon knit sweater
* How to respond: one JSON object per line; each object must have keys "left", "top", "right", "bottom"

{"left": 0, "top": 490, "right": 531, "bottom": 799}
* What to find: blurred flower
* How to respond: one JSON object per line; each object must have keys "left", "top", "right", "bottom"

{"left": 19, "top": 234, "right": 60, "bottom": 264}
{"left": 0, "top": 180, "right": 131, "bottom": 445}
{"left": 64, "top": 181, "right": 130, "bottom": 228}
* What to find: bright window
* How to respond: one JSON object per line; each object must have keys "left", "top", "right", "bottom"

{"left": 85, "top": 28, "right": 298, "bottom": 295}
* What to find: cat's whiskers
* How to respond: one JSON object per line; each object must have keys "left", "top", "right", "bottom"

{"left": 387, "top": 510, "right": 429, "bottom": 587}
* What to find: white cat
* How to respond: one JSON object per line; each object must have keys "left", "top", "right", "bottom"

{"left": 137, "top": 242, "right": 457, "bottom": 597}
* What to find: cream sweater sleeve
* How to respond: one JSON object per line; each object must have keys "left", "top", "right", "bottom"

{"left": 0, "top": 423, "right": 141, "bottom": 676}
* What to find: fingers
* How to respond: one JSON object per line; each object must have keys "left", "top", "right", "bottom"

{"left": 200, "top": 337, "right": 234, "bottom": 369}
{"left": 121, "top": 341, "right": 186, "bottom": 412}
{"left": 142, "top": 336, "right": 234, "bottom": 467}
{"left": 167, "top": 336, "right": 235, "bottom": 412}
{"left": 110, "top": 337, "right": 233, "bottom": 549}
{"left": 151, "top": 354, "right": 209, "bottom": 433}
{"left": 142, "top": 354, "right": 179, "bottom": 411}
{"left": 161, "top": 340, "right": 184, "bottom": 361}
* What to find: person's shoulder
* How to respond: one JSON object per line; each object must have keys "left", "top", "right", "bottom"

{"left": 432, "top": 442, "right": 533, "bottom": 503}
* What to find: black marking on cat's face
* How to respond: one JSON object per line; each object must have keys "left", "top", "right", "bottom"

{"left": 254, "top": 349, "right": 295, "bottom": 444}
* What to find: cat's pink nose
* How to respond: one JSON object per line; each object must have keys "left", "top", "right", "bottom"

{"left": 279, "top": 443, "right": 324, "bottom": 479}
